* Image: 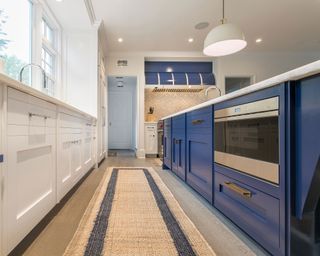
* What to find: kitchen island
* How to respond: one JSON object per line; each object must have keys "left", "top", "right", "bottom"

{"left": 162, "top": 60, "right": 320, "bottom": 256}
{"left": 0, "top": 74, "right": 98, "bottom": 255}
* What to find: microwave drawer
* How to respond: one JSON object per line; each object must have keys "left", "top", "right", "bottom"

{"left": 214, "top": 172, "right": 281, "bottom": 255}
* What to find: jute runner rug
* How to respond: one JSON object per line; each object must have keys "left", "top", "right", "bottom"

{"left": 64, "top": 168, "right": 215, "bottom": 256}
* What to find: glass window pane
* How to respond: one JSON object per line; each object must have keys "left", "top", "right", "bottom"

{"left": 0, "top": 0, "right": 32, "bottom": 82}
{"left": 42, "top": 19, "right": 54, "bottom": 45}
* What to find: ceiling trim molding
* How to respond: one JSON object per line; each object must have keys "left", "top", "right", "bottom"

{"left": 84, "top": 0, "right": 97, "bottom": 25}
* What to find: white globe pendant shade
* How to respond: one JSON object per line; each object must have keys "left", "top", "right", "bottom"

{"left": 203, "top": 23, "right": 247, "bottom": 57}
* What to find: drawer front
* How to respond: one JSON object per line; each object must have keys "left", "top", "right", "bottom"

{"left": 187, "top": 106, "right": 212, "bottom": 131}
{"left": 186, "top": 132, "right": 213, "bottom": 203}
{"left": 8, "top": 97, "right": 57, "bottom": 128}
{"left": 214, "top": 172, "right": 281, "bottom": 255}
{"left": 172, "top": 114, "right": 185, "bottom": 130}
{"left": 60, "top": 113, "right": 83, "bottom": 129}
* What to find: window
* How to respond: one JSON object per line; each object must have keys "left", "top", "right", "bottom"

{"left": 0, "top": 1, "right": 60, "bottom": 97}
{"left": 41, "top": 18, "right": 57, "bottom": 96}
{"left": 225, "top": 76, "right": 254, "bottom": 94}
{"left": 42, "top": 18, "right": 54, "bottom": 45}
{"left": 0, "top": 0, "right": 32, "bottom": 83}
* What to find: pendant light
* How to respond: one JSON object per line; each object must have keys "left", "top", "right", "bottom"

{"left": 203, "top": 0, "right": 247, "bottom": 57}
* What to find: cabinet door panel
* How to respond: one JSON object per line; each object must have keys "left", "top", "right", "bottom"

{"left": 163, "top": 119, "right": 172, "bottom": 169}
{"left": 186, "top": 132, "right": 213, "bottom": 203}
{"left": 6, "top": 135, "right": 56, "bottom": 252}
{"left": 172, "top": 132, "right": 186, "bottom": 181}
{"left": 72, "top": 137, "right": 82, "bottom": 183}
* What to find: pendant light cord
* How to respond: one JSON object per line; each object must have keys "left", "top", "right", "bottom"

{"left": 221, "top": 0, "right": 225, "bottom": 24}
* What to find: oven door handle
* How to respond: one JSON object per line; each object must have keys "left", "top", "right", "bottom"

{"left": 214, "top": 110, "right": 278, "bottom": 123}
{"left": 224, "top": 182, "right": 252, "bottom": 198}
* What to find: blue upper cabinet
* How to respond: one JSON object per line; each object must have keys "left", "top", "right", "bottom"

{"left": 172, "top": 73, "right": 187, "bottom": 85}
{"left": 145, "top": 61, "right": 215, "bottom": 86}
{"left": 145, "top": 72, "right": 158, "bottom": 85}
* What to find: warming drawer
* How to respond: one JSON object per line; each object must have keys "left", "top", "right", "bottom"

{"left": 215, "top": 172, "right": 281, "bottom": 255}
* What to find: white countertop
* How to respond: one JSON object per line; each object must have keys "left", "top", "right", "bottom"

{"left": 0, "top": 73, "right": 96, "bottom": 119}
{"left": 161, "top": 60, "right": 320, "bottom": 120}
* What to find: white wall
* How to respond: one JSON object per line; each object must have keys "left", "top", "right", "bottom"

{"left": 63, "top": 29, "right": 98, "bottom": 117}
{"left": 215, "top": 51, "right": 320, "bottom": 94}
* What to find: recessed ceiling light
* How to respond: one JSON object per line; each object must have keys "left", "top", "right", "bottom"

{"left": 118, "top": 38, "right": 123, "bottom": 43}
{"left": 195, "top": 22, "right": 210, "bottom": 30}
{"left": 255, "top": 38, "right": 263, "bottom": 43}
{"left": 188, "top": 38, "right": 194, "bottom": 43}
{"left": 56, "top": 0, "right": 63, "bottom": 2}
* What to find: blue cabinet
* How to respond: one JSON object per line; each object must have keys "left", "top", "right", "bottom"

{"left": 163, "top": 118, "right": 172, "bottom": 169}
{"left": 215, "top": 172, "right": 280, "bottom": 253}
{"left": 289, "top": 74, "right": 320, "bottom": 256}
{"left": 186, "top": 106, "right": 213, "bottom": 203}
{"left": 172, "top": 114, "right": 186, "bottom": 180}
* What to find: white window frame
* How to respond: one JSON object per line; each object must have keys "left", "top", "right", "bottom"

{"left": 30, "top": 0, "right": 62, "bottom": 97}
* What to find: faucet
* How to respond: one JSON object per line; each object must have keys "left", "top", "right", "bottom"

{"left": 19, "top": 63, "right": 47, "bottom": 88}
{"left": 205, "top": 85, "right": 221, "bottom": 97}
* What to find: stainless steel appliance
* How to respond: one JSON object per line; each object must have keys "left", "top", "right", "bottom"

{"left": 157, "top": 120, "right": 164, "bottom": 158}
{"left": 214, "top": 97, "right": 279, "bottom": 184}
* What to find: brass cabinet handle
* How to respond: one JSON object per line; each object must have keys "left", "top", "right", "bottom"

{"left": 224, "top": 182, "right": 252, "bottom": 198}
{"left": 192, "top": 119, "right": 204, "bottom": 125}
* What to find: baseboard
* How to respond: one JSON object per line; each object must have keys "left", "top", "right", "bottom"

{"left": 135, "top": 148, "right": 145, "bottom": 159}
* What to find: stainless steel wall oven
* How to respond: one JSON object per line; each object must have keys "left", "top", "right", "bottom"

{"left": 214, "top": 97, "right": 279, "bottom": 184}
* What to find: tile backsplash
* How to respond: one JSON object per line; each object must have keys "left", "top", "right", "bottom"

{"left": 145, "top": 88, "right": 218, "bottom": 121}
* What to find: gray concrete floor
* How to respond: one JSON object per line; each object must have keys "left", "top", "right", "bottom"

{"left": 21, "top": 153, "right": 268, "bottom": 256}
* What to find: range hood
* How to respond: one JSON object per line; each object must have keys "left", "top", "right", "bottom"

{"left": 145, "top": 61, "right": 215, "bottom": 92}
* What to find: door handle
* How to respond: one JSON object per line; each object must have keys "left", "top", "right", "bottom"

{"left": 0, "top": 154, "right": 3, "bottom": 163}
{"left": 192, "top": 119, "right": 204, "bottom": 125}
{"left": 224, "top": 182, "right": 252, "bottom": 198}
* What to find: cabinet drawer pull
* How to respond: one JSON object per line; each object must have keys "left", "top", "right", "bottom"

{"left": 29, "top": 112, "right": 48, "bottom": 120}
{"left": 224, "top": 182, "right": 252, "bottom": 198}
{"left": 192, "top": 119, "right": 204, "bottom": 125}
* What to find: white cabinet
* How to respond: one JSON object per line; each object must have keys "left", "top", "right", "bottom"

{"left": 83, "top": 120, "right": 95, "bottom": 171}
{"left": 57, "top": 111, "right": 82, "bottom": 201}
{"left": 144, "top": 122, "right": 158, "bottom": 154}
{"left": 5, "top": 88, "right": 57, "bottom": 253}
{"left": 0, "top": 86, "right": 4, "bottom": 255}
{"left": 57, "top": 111, "right": 96, "bottom": 202}
{"left": 97, "top": 51, "right": 106, "bottom": 163}
{"left": 0, "top": 86, "right": 97, "bottom": 255}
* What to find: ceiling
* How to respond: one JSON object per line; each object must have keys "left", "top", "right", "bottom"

{"left": 91, "top": 0, "right": 320, "bottom": 53}
{"left": 46, "top": 0, "right": 92, "bottom": 30}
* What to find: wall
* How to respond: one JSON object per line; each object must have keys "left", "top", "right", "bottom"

{"left": 215, "top": 51, "right": 320, "bottom": 94}
{"left": 145, "top": 88, "right": 218, "bottom": 121}
{"left": 63, "top": 29, "right": 98, "bottom": 117}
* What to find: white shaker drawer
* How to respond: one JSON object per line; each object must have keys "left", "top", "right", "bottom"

{"left": 59, "top": 113, "right": 83, "bottom": 129}
{"left": 8, "top": 90, "right": 57, "bottom": 127}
